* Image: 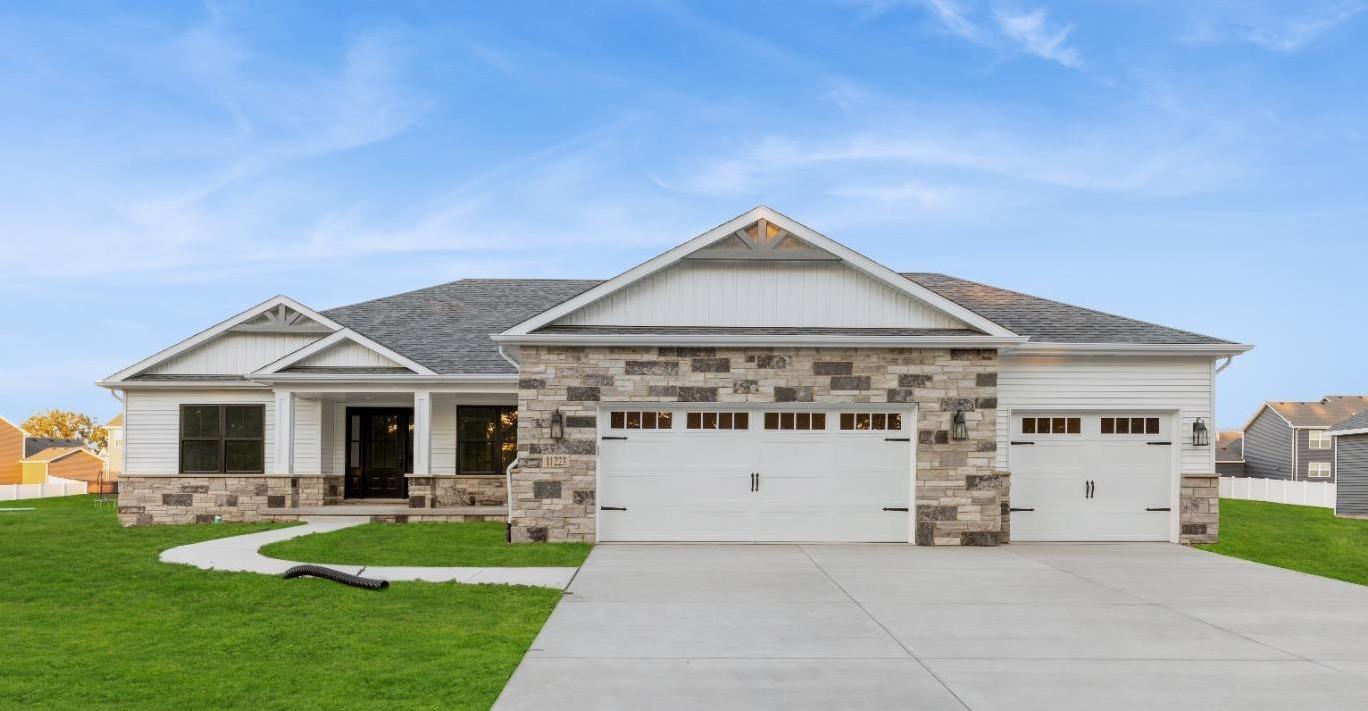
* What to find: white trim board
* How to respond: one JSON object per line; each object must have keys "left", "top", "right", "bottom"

{"left": 253, "top": 329, "right": 435, "bottom": 375}
{"left": 498, "top": 206, "right": 1019, "bottom": 339}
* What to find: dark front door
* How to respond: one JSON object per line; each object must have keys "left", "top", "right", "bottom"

{"left": 345, "top": 408, "right": 412, "bottom": 499}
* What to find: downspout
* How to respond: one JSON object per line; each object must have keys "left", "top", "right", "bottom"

{"left": 498, "top": 345, "right": 521, "bottom": 542}
{"left": 1215, "top": 355, "right": 1236, "bottom": 374}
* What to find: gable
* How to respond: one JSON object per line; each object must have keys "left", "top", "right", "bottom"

{"left": 293, "top": 340, "right": 406, "bottom": 369}
{"left": 503, "top": 206, "right": 1014, "bottom": 339}
{"left": 146, "top": 331, "right": 324, "bottom": 375}
{"left": 554, "top": 259, "right": 971, "bottom": 330}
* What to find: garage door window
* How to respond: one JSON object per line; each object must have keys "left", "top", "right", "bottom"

{"left": 686, "top": 412, "right": 749, "bottom": 430}
{"left": 1022, "top": 417, "right": 1081, "bottom": 435}
{"left": 1100, "top": 416, "right": 1160, "bottom": 435}
{"left": 764, "top": 412, "right": 827, "bottom": 430}
{"left": 609, "top": 411, "right": 673, "bottom": 430}
{"left": 839, "top": 412, "right": 902, "bottom": 431}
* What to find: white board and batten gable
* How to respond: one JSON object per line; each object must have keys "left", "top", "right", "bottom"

{"left": 495, "top": 206, "right": 1023, "bottom": 345}
{"left": 252, "top": 329, "right": 434, "bottom": 375}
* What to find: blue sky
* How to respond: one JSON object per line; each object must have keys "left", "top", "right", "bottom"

{"left": 1, "top": 1, "right": 1365, "bottom": 428}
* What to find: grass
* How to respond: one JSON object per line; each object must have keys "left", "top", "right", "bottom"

{"left": 0, "top": 496, "right": 565, "bottom": 710}
{"left": 260, "top": 521, "right": 593, "bottom": 567}
{"left": 1197, "top": 498, "right": 1368, "bottom": 586}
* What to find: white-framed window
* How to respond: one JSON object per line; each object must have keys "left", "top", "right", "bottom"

{"left": 687, "top": 412, "right": 749, "bottom": 430}
{"left": 1021, "top": 416, "right": 1080, "bottom": 435}
{"left": 1100, "top": 416, "right": 1160, "bottom": 435}
{"left": 764, "top": 412, "right": 827, "bottom": 431}
{"left": 608, "top": 411, "right": 673, "bottom": 430}
{"left": 1307, "top": 461, "right": 1332, "bottom": 478}
{"left": 839, "top": 412, "right": 902, "bottom": 431}
{"left": 1308, "top": 430, "right": 1332, "bottom": 450}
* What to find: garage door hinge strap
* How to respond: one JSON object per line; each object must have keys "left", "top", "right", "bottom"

{"left": 882, "top": 507, "right": 909, "bottom": 512}
{"left": 1145, "top": 507, "right": 1171, "bottom": 512}
{"left": 600, "top": 506, "right": 627, "bottom": 511}
{"left": 884, "top": 437, "right": 911, "bottom": 442}
{"left": 1010, "top": 441, "right": 1035, "bottom": 445}
{"left": 1009, "top": 507, "right": 1035, "bottom": 512}
{"left": 1146, "top": 441, "right": 1172, "bottom": 446}
{"left": 601, "top": 436, "right": 628, "bottom": 441}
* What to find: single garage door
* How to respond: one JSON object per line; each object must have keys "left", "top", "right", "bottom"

{"left": 1009, "top": 412, "right": 1174, "bottom": 541}
{"left": 597, "top": 407, "right": 914, "bottom": 542}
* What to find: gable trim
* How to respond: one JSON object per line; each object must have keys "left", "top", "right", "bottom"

{"left": 252, "top": 329, "right": 436, "bottom": 376}
{"left": 103, "top": 296, "right": 344, "bottom": 384}
{"left": 498, "top": 206, "right": 1018, "bottom": 338}
{"left": 492, "top": 332, "right": 1026, "bottom": 348}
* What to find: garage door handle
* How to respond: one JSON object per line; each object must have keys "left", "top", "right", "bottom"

{"left": 1009, "top": 507, "right": 1035, "bottom": 512}
{"left": 882, "top": 507, "right": 909, "bottom": 512}
{"left": 600, "top": 506, "right": 627, "bottom": 511}
{"left": 601, "top": 436, "right": 628, "bottom": 441}
{"left": 1010, "top": 441, "right": 1035, "bottom": 445}
{"left": 1145, "top": 507, "right": 1171, "bottom": 512}
{"left": 1146, "top": 441, "right": 1172, "bottom": 446}
{"left": 884, "top": 437, "right": 910, "bottom": 442}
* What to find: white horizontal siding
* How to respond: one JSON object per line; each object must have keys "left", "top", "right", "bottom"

{"left": 319, "top": 401, "right": 335, "bottom": 475}
{"left": 297, "top": 340, "right": 402, "bottom": 368}
{"left": 292, "top": 398, "right": 321, "bottom": 474}
{"left": 148, "top": 332, "right": 321, "bottom": 375}
{"left": 557, "top": 260, "right": 967, "bottom": 329}
{"left": 432, "top": 395, "right": 457, "bottom": 475}
{"left": 125, "top": 390, "right": 275, "bottom": 475}
{"left": 997, "top": 355, "right": 1215, "bottom": 475}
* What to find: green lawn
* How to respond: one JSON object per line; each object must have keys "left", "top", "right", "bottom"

{"left": 0, "top": 497, "right": 565, "bottom": 710}
{"left": 261, "top": 521, "right": 592, "bottom": 567}
{"left": 1198, "top": 498, "right": 1368, "bottom": 586}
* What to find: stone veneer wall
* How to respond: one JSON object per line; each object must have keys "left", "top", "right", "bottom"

{"left": 408, "top": 476, "right": 507, "bottom": 508}
{"left": 116, "top": 474, "right": 341, "bottom": 526}
{"left": 1179, "top": 474, "right": 1219, "bottom": 544}
{"left": 512, "top": 346, "right": 1006, "bottom": 545}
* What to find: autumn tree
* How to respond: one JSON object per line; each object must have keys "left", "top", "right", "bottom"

{"left": 22, "top": 409, "right": 108, "bottom": 452}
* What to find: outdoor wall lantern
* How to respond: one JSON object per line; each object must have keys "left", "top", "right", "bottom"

{"left": 951, "top": 409, "right": 968, "bottom": 441}
{"left": 1192, "top": 417, "right": 1209, "bottom": 447}
{"left": 549, "top": 409, "right": 565, "bottom": 441}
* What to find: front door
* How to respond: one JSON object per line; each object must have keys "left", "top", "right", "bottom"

{"left": 345, "top": 408, "right": 412, "bottom": 499}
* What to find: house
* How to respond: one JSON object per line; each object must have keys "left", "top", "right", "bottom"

{"left": 1330, "top": 410, "right": 1368, "bottom": 518}
{"left": 1240, "top": 395, "right": 1368, "bottom": 482}
{"left": 21, "top": 446, "right": 110, "bottom": 493}
{"left": 105, "top": 414, "right": 124, "bottom": 479}
{"left": 0, "top": 417, "right": 24, "bottom": 484}
{"left": 97, "top": 207, "right": 1251, "bottom": 545}
{"left": 1215, "top": 430, "right": 1244, "bottom": 477}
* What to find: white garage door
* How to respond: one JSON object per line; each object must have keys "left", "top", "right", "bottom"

{"left": 1009, "top": 413, "right": 1174, "bottom": 542}
{"left": 597, "top": 407, "right": 914, "bottom": 542}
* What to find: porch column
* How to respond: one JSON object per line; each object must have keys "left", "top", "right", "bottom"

{"left": 412, "top": 391, "right": 432, "bottom": 475}
{"left": 273, "top": 391, "right": 294, "bottom": 475}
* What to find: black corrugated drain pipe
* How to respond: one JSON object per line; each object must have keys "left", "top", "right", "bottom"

{"left": 282, "top": 564, "right": 389, "bottom": 590}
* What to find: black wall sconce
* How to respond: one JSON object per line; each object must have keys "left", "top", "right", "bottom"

{"left": 549, "top": 409, "right": 565, "bottom": 441}
{"left": 951, "top": 409, "right": 968, "bottom": 441}
{"left": 1192, "top": 417, "right": 1209, "bottom": 447}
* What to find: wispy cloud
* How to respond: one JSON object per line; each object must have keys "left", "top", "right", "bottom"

{"left": 1185, "top": 2, "right": 1368, "bottom": 52}
{"left": 993, "top": 7, "right": 1083, "bottom": 68}
{"left": 920, "top": 0, "right": 985, "bottom": 42}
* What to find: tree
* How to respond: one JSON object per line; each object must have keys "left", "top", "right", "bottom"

{"left": 22, "top": 409, "right": 108, "bottom": 452}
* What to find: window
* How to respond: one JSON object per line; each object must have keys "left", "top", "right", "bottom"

{"left": 686, "top": 412, "right": 749, "bottom": 430}
{"left": 180, "top": 405, "right": 264, "bottom": 473}
{"left": 1308, "top": 461, "right": 1332, "bottom": 478}
{"left": 1100, "top": 417, "right": 1160, "bottom": 435}
{"left": 1021, "top": 417, "right": 1081, "bottom": 435}
{"left": 608, "top": 411, "right": 673, "bottom": 430}
{"left": 838, "top": 412, "right": 903, "bottom": 431}
{"left": 764, "top": 412, "right": 828, "bottom": 430}
{"left": 1308, "top": 430, "right": 1332, "bottom": 450}
{"left": 457, "top": 407, "right": 517, "bottom": 474}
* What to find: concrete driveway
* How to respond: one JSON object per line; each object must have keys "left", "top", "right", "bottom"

{"left": 494, "top": 543, "right": 1368, "bottom": 710}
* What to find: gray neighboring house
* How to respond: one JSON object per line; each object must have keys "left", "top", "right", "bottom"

{"left": 1215, "top": 430, "right": 1244, "bottom": 477}
{"left": 1240, "top": 396, "right": 1368, "bottom": 482}
{"left": 1330, "top": 410, "right": 1368, "bottom": 518}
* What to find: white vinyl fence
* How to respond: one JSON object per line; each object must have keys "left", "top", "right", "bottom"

{"left": 1220, "top": 476, "right": 1337, "bottom": 509}
{"left": 0, "top": 476, "right": 88, "bottom": 501}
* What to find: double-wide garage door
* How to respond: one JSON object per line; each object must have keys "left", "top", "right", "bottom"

{"left": 597, "top": 407, "right": 914, "bottom": 542}
{"left": 1009, "top": 413, "right": 1175, "bottom": 542}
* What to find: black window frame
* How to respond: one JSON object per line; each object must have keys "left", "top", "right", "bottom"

{"left": 179, "top": 404, "right": 265, "bottom": 474}
{"left": 456, "top": 406, "right": 518, "bottom": 475}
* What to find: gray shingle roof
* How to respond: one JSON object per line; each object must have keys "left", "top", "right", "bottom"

{"left": 1332, "top": 409, "right": 1368, "bottom": 433}
{"left": 315, "top": 272, "right": 1237, "bottom": 375}
{"left": 902, "top": 273, "right": 1233, "bottom": 345}
{"left": 323, "top": 279, "right": 599, "bottom": 374}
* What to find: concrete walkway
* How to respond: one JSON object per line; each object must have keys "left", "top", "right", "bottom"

{"left": 495, "top": 543, "right": 1368, "bottom": 710}
{"left": 160, "top": 517, "right": 578, "bottom": 589}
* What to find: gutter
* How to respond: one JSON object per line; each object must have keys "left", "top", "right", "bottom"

{"left": 1011, "top": 342, "right": 1254, "bottom": 357}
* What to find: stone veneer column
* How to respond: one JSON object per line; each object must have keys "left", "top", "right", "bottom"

{"left": 1179, "top": 474, "right": 1219, "bottom": 544}
{"left": 510, "top": 346, "right": 1006, "bottom": 545}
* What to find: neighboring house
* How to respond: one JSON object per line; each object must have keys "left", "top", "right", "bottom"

{"left": 105, "top": 414, "right": 124, "bottom": 478}
{"left": 1330, "top": 410, "right": 1368, "bottom": 518}
{"left": 0, "top": 417, "right": 25, "bottom": 484}
{"left": 97, "top": 206, "right": 1251, "bottom": 545}
{"left": 1215, "top": 430, "right": 1244, "bottom": 477}
{"left": 21, "top": 446, "right": 110, "bottom": 493}
{"left": 1240, "top": 396, "right": 1368, "bottom": 482}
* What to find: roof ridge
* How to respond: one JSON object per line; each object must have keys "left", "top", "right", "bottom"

{"left": 902, "top": 272, "right": 1233, "bottom": 344}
